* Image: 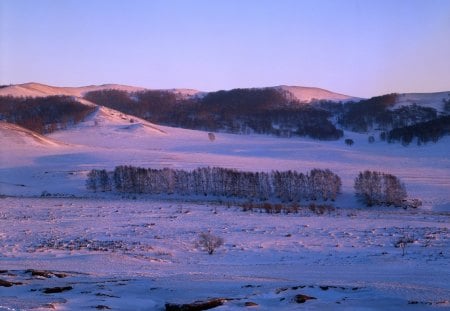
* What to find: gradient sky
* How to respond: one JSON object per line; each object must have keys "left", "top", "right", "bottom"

{"left": 1, "top": 0, "right": 449, "bottom": 97}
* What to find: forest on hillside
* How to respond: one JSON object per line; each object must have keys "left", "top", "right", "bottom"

{"left": 0, "top": 96, "right": 96, "bottom": 134}
{"left": 84, "top": 89, "right": 449, "bottom": 143}
{"left": 0, "top": 87, "right": 447, "bottom": 144}
{"left": 84, "top": 88, "right": 344, "bottom": 140}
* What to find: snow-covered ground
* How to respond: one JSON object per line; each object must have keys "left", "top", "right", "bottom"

{"left": 0, "top": 197, "right": 449, "bottom": 310}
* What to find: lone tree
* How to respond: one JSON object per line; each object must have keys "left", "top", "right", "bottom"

{"left": 197, "top": 231, "right": 224, "bottom": 255}
{"left": 354, "top": 170, "right": 407, "bottom": 207}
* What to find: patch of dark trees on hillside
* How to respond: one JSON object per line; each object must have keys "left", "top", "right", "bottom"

{"left": 0, "top": 96, "right": 96, "bottom": 134}
{"left": 338, "top": 94, "right": 439, "bottom": 132}
{"left": 86, "top": 166, "right": 342, "bottom": 203}
{"left": 84, "top": 88, "right": 343, "bottom": 140}
{"left": 383, "top": 115, "right": 450, "bottom": 145}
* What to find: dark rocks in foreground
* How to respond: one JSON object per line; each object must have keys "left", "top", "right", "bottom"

{"left": 165, "top": 298, "right": 226, "bottom": 311}
{"left": 0, "top": 278, "right": 22, "bottom": 287}
{"left": 294, "top": 294, "right": 317, "bottom": 303}
{"left": 43, "top": 286, "right": 73, "bottom": 294}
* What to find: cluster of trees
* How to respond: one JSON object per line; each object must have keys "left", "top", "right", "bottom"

{"left": 86, "top": 166, "right": 342, "bottom": 202}
{"left": 338, "top": 94, "right": 398, "bottom": 132}
{"left": 0, "top": 95, "right": 96, "bottom": 134}
{"left": 86, "top": 169, "right": 111, "bottom": 192}
{"left": 338, "top": 95, "right": 438, "bottom": 133}
{"left": 384, "top": 115, "right": 450, "bottom": 145}
{"left": 354, "top": 170, "right": 407, "bottom": 207}
{"left": 84, "top": 88, "right": 343, "bottom": 140}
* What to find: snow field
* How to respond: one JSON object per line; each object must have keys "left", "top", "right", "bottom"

{"left": 0, "top": 197, "right": 449, "bottom": 310}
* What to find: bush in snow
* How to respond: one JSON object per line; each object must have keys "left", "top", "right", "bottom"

{"left": 196, "top": 231, "right": 224, "bottom": 255}
{"left": 394, "top": 235, "right": 415, "bottom": 256}
{"left": 345, "top": 138, "right": 354, "bottom": 146}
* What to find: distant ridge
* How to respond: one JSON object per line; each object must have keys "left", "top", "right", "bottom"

{"left": 0, "top": 82, "right": 146, "bottom": 98}
{"left": 0, "top": 82, "right": 359, "bottom": 102}
{"left": 276, "top": 85, "right": 360, "bottom": 103}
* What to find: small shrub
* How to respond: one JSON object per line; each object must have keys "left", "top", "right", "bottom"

{"left": 197, "top": 231, "right": 224, "bottom": 255}
{"left": 394, "top": 235, "right": 415, "bottom": 256}
{"left": 345, "top": 138, "right": 354, "bottom": 146}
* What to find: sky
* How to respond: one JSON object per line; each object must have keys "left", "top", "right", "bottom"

{"left": 1, "top": 0, "right": 449, "bottom": 98}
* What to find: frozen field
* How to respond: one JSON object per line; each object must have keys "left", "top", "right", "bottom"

{"left": 0, "top": 196, "right": 449, "bottom": 310}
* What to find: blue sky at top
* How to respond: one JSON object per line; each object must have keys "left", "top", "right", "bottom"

{"left": 1, "top": 0, "right": 449, "bottom": 97}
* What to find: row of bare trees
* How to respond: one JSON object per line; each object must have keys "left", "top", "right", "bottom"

{"left": 86, "top": 166, "right": 342, "bottom": 202}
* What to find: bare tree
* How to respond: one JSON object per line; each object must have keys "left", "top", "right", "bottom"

{"left": 197, "top": 231, "right": 224, "bottom": 255}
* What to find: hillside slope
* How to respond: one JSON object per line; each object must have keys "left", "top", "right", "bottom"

{"left": 277, "top": 85, "right": 360, "bottom": 103}
{"left": 394, "top": 91, "right": 450, "bottom": 113}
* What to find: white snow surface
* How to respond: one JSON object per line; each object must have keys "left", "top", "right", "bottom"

{"left": 0, "top": 197, "right": 449, "bottom": 310}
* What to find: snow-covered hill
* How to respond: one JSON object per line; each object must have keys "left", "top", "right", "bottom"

{"left": 0, "top": 82, "right": 202, "bottom": 98}
{"left": 0, "top": 121, "right": 67, "bottom": 148}
{"left": 277, "top": 85, "right": 360, "bottom": 103}
{"left": 0, "top": 82, "right": 360, "bottom": 103}
{"left": 394, "top": 91, "right": 450, "bottom": 113}
{"left": 0, "top": 82, "right": 145, "bottom": 98}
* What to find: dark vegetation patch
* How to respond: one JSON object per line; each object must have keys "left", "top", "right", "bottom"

{"left": 26, "top": 269, "right": 68, "bottom": 278}
{"left": 84, "top": 88, "right": 343, "bottom": 140}
{"left": 385, "top": 115, "right": 450, "bottom": 145}
{"left": 87, "top": 166, "right": 342, "bottom": 203}
{"left": 0, "top": 278, "right": 23, "bottom": 287}
{"left": 0, "top": 95, "right": 96, "bottom": 134}
{"left": 294, "top": 294, "right": 317, "bottom": 303}
{"left": 42, "top": 286, "right": 73, "bottom": 294}
{"left": 35, "top": 237, "right": 151, "bottom": 253}
{"left": 165, "top": 298, "right": 226, "bottom": 311}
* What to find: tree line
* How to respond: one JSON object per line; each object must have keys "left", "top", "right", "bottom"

{"left": 384, "top": 115, "right": 450, "bottom": 145}
{"left": 338, "top": 95, "right": 438, "bottom": 133}
{"left": 84, "top": 88, "right": 343, "bottom": 140}
{"left": 86, "top": 166, "right": 342, "bottom": 202}
{"left": 0, "top": 95, "right": 96, "bottom": 134}
{"left": 87, "top": 166, "right": 418, "bottom": 209}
